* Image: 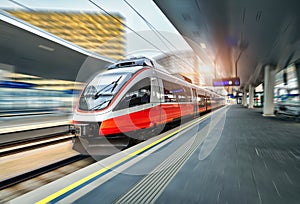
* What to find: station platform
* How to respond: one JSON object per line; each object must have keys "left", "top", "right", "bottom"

{"left": 10, "top": 105, "right": 300, "bottom": 204}
{"left": 0, "top": 113, "right": 72, "bottom": 145}
{"left": 0, "top": 113, "right": 71, "bottom": 134}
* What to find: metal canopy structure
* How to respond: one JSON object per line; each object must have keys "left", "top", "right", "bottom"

{"left": 153, "top": 0, "right": 300, "bottom": 89}
{"left": 0, "top": 10, "right": 114, "bottom": 82}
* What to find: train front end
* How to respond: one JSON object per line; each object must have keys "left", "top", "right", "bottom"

{"left": 71, "top": 57, "right": 154, "bottom": 155}
{"left": 72, "top": 69, "right": 134, "bottom": 155}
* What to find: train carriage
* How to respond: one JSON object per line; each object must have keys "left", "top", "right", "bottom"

{"left": 72, "top": 57, "right": 225, "bottom": 155}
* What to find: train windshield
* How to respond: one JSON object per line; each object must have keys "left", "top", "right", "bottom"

{"left": 78, "top": 72, "right": 131, "bottom": 111}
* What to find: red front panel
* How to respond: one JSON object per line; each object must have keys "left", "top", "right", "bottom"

{"left": 100, "top": 105, "right": 161, "bottom": 135}
{"left": 100, "top": 103, "right": 194, "bottom": 136}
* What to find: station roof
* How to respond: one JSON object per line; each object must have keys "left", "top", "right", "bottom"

{"left": 0, "top": 10, "right": 114, "bottom": 82}
{"left": 153, "top": 0, "right": 300, "bottom": 89}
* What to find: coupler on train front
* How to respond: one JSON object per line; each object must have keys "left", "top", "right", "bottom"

{"left": 71, "top": 122, "right": 130, "bottom": 156}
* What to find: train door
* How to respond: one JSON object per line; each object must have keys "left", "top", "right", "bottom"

{"left": 150, "top": 76, "right": 162, "bottom": 126}
{"left": 206, "top": 93, "right": 212, "bottom": 111}
{"left": 192, "top": 88, "right": 198, "bottom": 117}
{"left": 205, "top": 92, "right": 208, "bottom": 111}
{"left": 150, "top": 77, "right": 160, "bottom": 104}
{"left": 197, "top": 91, "right": 206, "bottom": 114}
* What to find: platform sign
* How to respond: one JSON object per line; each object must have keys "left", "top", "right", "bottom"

{"left": 213, "top": 77, "right": 240, "bottom": 86}
{"left": 227, "top": 93, "right": 236, "bottom": 98}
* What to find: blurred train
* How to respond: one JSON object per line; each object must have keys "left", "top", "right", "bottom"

{"left": 72, "top": 57, "right": 225, "bottom": 154}
{"left": 274, "top": 87, "right": 300, "bottom": 118}
{"left": 0, "top": 80, "right": 77, "bottom": 115}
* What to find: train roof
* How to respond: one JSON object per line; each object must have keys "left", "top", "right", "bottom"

{"left": 107, "top": 57, "right": 154, "bottom": 70}
{"left": 104, "top": 66, "right": 145, "bottom": 75}
{"left": 103, "top": 57, "right": 224, "bottom": 97}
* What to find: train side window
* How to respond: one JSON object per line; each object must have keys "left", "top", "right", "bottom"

{"left": 176, "top": 86, "right": 188, "bottom": 102}
{"left": 174, "top": 85, "right": 190, "bottom": 102}
{"left": 185, "top": 86, "right": 192, "bottom": 102}
{"left": 206, "top": 95, "right": 211, "bottom": 105}
{"left": 162, "top": 80, "right": 176, "bottom": 102}
{"left": 197, "top": 94, "right": 206, "bottom": 107}
{"left": 114, "top": 78, "right": 151, "bottom": 110}
{"left": 162, "top": 80, "right": 193, "bottom": 103}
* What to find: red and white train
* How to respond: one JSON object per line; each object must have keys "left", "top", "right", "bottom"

{"left": 72, "top": 57, "right": 225, "bottom": 154}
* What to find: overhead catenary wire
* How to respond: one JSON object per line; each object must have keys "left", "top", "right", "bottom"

{"left": 123, "top": 0, "right": 177, "bottom": 52}
{"left": 7, "top": 0, "right": 35, "bottom": 12}
{"left": 89, "top": 0, "right": 195, "bottom": 76}
{"left": 122, "top": 0, "right": 196, "bottom": 73}
{"left": 88, "top": 0, "right": 171, "bottom": 58}
{"left": 88, "top": 0, "right": 194, "bottom": 78}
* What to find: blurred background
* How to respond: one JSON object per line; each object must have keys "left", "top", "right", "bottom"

{"left": 0, "top": 2, "right": 222, "bottom": 119}
{"left": 0, "top": 8, "right": 126, "bottom": 117}
{"left": 0, "top": 1, "right": 299, "bottom": 203}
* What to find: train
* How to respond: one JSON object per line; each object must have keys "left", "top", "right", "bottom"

{"left": 0, "top": 80, "right": 73, "bottom": 115}
{"left": 274, "top": 87, "right": 300, "bottom": 118}
{"left": 72, "top": 57, "right": 225, "bottom": 155}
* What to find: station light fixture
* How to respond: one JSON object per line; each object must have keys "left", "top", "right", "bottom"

{"left": 38, "top": 44, "right": 55, "bottom": 52}
{"left": 213, "top": 77, "right": 240, "bottom": 86}
{"left": 200, "top": 43, "right": 206, "bottom": 49}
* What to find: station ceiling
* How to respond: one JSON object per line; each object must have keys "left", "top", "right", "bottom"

{"left": 0, "top": 11, "right": 113, "bottom": 82}
{"left": 154, "top": 0, "right": 300, "bottom": 89}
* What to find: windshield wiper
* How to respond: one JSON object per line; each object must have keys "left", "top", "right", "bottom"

{"left": 90, "top": 99, "right": 111, "bottom": 111}
{"left": 110, "top": 76, "right": 122, "bottom": 93}
{"left": 93, "top": 76, "right": 122, "bottom": 99}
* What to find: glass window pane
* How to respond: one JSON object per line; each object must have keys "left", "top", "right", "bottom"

{"left": 115, "top": 78, "right": 151, "bottom": 110}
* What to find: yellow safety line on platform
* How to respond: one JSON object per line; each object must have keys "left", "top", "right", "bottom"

{"left": 36, "top": 107, "right": 225, "bottom": 204}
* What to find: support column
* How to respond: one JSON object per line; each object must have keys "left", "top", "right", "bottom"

{"left": 242, "top": 88, "right": 247, "bottom": 106}
{"left": 248, "top": 85, "right": 254, "bottom": 109}
{"left": 263, "top": 65, "right": 276, "bottom": 116}
{"left": 295, "top": 63, "right": 300, "bottom": 96}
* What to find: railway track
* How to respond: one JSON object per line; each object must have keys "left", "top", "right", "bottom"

{"left": 0, "top": 155, "right": 90, "bottom": 190}
{"left": 0, "top": 155, "right": 96, "bottom": 203}
{"left": 0, "top": 125, "right": 73, "bottom": 195}
{"left": 0, "top": 120, "right": 75, "bottom": 156}
{"left": 0, "top": 122, "right": 71, "bottom": 145}
{"left": 0, "top": 123, "right": 96, "bottom": 202}
{"left": 0, "top": 134, "right": 74, "bottom": 157}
